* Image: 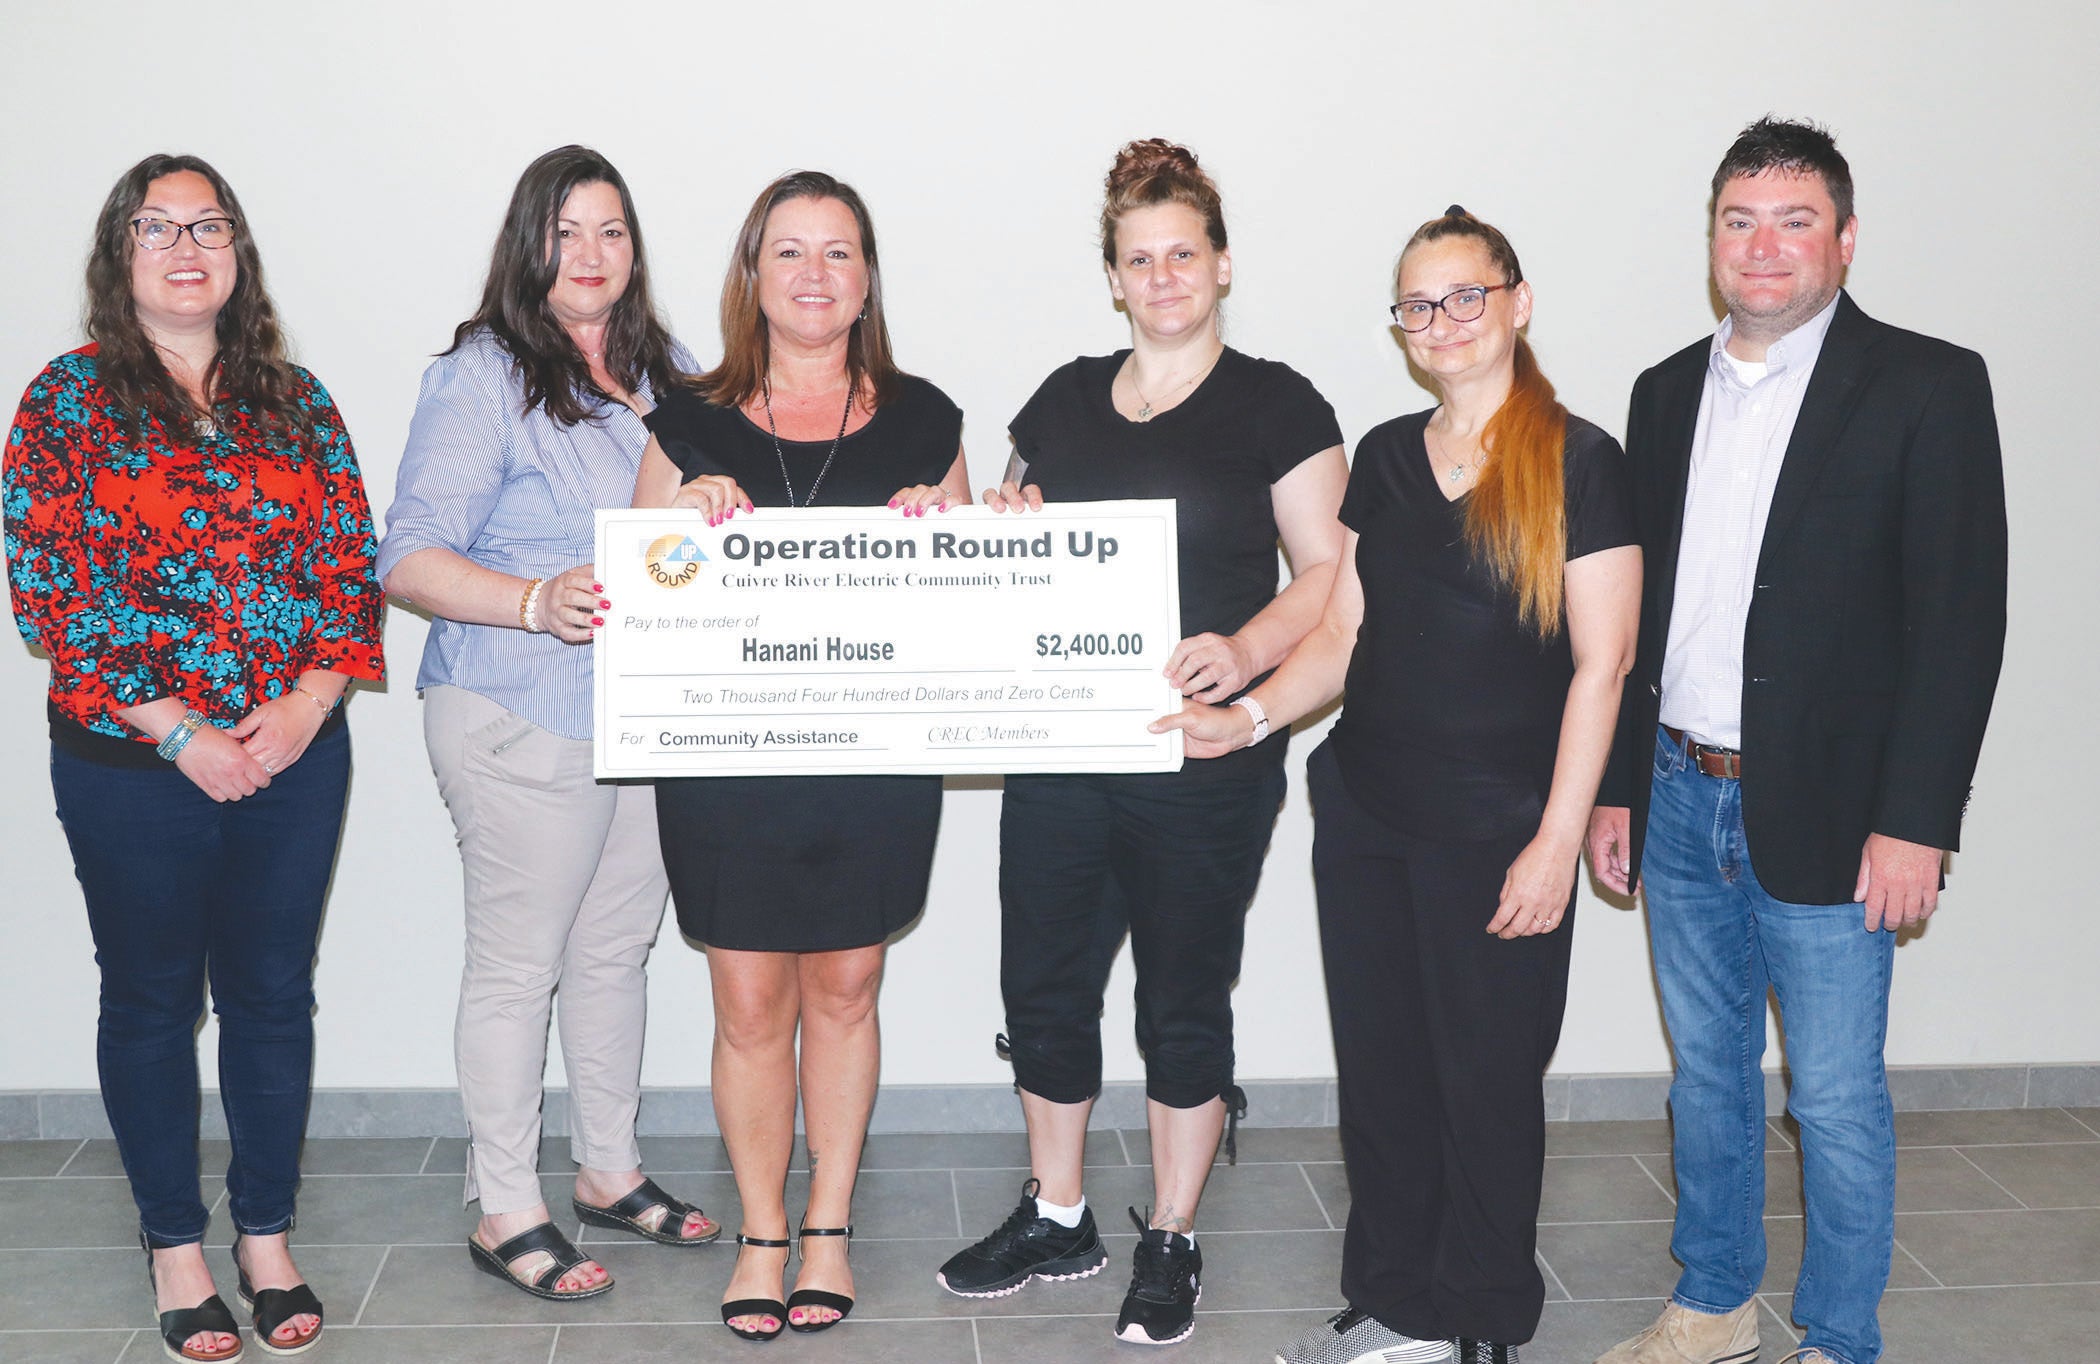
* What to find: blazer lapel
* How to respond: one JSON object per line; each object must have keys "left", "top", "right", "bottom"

{"left": 1757, "top": 292, "right": 1879, "bottom": 564}
{"left": 1646, "top": 349, "right": 1707, "bottom": 647}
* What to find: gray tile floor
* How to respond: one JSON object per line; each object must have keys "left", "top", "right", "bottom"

{"left": 4, "top": 1110, "right": 2097, "bottom": 1362}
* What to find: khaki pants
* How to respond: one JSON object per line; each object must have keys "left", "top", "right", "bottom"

{"left": 424, "top": 685, "right": 671, "bottom": 1213}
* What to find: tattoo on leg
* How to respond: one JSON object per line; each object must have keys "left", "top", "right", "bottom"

{"left": 1149, "top": 1202, "right": 1192, "bottom": 1234}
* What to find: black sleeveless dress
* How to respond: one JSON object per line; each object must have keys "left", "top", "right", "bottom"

{"left": 641, "top": 377, "right": 959, "bottom": 951}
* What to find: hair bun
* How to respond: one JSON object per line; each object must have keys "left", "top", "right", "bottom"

{"left": 1107, "top": 138, "right": 1201, "bottom": 193}
{"left": 1445, "top": 204, "right": 1469, "bottom": 217}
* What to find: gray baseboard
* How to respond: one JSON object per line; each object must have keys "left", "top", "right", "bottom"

{"left": 6, "top": 1064, "right": 2096, "bottom": 1140}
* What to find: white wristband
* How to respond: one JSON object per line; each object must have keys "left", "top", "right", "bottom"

{"left": 1230, "top": 695, "right": 1270, "bottom": 746}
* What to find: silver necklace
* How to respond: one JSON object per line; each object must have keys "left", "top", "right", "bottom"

{"left": 762, "top": 378, "right": 853, "bottom": 507}
{"left": 1429, "top": 424, "right": 1486, "bottom": 483}
{"left": 1127, "top": 351, "right": 1218, "bottom": 421}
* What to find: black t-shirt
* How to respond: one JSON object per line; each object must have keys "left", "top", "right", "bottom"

{"left": 1331, "top": 410, "right": 1635, "bottom": 838}
{"left": 1010, "top": 347, "right": 1343, "bottom": 782}
{"left": 645, "top": 375, "right": 960, "bottom": 507}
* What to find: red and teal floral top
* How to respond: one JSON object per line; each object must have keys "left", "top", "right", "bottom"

{"left": 4, "top": 345, "right": 385, "bottom": 742}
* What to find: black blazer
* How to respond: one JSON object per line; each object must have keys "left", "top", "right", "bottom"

{"left": 1599, "top": 292, "right": 2007, "bottom": 905}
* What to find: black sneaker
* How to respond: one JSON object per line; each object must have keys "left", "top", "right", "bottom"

{"left": 935, "top": 1178, "right": 1108, "bottom": 1297}
{"left": 1114, "top": 1208, "right": 1202, "bottom": 1345}
{"left": 1453, "top": 1340, "right": 1517, "bottom": 1364}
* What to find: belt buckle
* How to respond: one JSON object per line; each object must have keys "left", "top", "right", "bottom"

{"left": 1699, "top": 745, "right": 1741, "bottom": 780}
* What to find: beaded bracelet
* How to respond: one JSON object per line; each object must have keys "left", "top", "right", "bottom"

{"left": 155, "top": 709, "right": 207, "bottom": 761}
{"left": 520, "top": 577, "right": 546, "bottom": 633}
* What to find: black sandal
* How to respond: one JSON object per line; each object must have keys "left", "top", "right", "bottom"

{"left": 572, "top": 1175, "right": 721, "bottom": 1246}
{"left": 467, "top": 1222, "right": 613, "bottom": 1301}
{"left": 721, "top": 1234, "right": 791, "bottom": 1342}
{"left": 142, "top": 1235, "right": 244, "bottom": 1363}
{"left": 231, "top": 1231, "right": 323, "bottom": 1357}
{"left": 786, "top": 1224, "right": 854, "bottom": 1333}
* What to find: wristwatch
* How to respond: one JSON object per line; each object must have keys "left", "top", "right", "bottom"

{"left": 1230, "top": 695, "right": 1270, "bottom": 746}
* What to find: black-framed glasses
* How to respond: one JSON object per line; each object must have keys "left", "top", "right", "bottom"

{"left": 130, "top": 217, "right": 238, "bottom": 250}
{"left": 1389, "top": 284, "right": 1512, "bottom": 332}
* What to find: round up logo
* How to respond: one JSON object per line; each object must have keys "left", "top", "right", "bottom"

{"left": 645, "top": 533, "right": 707, "bottom": 587}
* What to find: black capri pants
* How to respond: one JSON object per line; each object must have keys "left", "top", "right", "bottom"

{"left": 1308, "top": 737, "right": 1573, "bottom": 1346}
{"left": 998, "top": 765, "right": 1287, "bottom": 1109}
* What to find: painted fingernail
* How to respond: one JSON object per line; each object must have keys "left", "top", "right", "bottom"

{"left": 888, "top": 498, "right": 898, "bottom": 508}
{"left": 591, "top": 616, "right": 603, "bottom": 626}
{"left": 598, "top": 599, "right": 610, "bottom": 609}
{"left": 592, "top": 583, "right": 603, "bottom": 592}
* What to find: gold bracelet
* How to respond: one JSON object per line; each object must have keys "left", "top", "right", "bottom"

{"left": 295, "top": 684, "right": 337, "bottom": 714}
{"left": 520, "top": 578, "right": 546, "bottom": 633}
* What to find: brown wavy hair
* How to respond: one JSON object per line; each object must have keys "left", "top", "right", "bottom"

{"left": 449, "top": 145, "right": 679, "bottom": 426}
{"left": 1099, "top": 138, "right": 1227, "bottom": 264}
{"left": 1402, "top": 207, "right": 1571, "bottom": 638}
{"left": 689, "top": 171, "right": 905, "bottom": 410}
{"left": 84, "top": 153, "right": 308, "bottom": 445}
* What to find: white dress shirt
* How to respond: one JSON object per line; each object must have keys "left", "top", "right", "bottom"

{"left": 1659, "top": 294, "right": 1841, "bottom": 750}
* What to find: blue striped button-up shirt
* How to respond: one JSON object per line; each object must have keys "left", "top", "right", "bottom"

{"left": 376, "top": 328, "right": 695, "bottom": 739}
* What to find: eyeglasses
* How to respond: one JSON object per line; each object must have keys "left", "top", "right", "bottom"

{"left": 130, "top": 217, "right": 238, "bottom": 250}
{"left": 1389, "top": 284, "right": 1512, "bottom": 332}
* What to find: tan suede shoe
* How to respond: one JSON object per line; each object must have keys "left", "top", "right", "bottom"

{"left": 1594, "top": 1301, "right": 1759, "bottom": 1364}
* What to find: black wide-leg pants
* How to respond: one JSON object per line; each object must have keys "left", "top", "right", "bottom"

{"left": 1308, "top": 739, "right": 1574, "bottom": 1346}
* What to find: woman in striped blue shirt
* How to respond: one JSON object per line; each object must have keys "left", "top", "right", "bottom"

{"left": 377, "top": 145, "right": 717, "bottom": 1303}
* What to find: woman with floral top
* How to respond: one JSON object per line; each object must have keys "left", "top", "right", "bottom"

{"left": 3, "top": 152, "right": 385, "bottom": 1362}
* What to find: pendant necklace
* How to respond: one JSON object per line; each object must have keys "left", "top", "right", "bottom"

{"left": 1128, "top": 350, "right": 1219, "bottom": 421}
{"left": 1430, "top": 423, "right": 1486, "bottom": 484}
{"left": 763, "top": 377, "right": 853, "bottom": 506}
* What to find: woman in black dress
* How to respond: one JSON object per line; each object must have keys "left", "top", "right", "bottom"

{"left": 934, "top": 140, "right": 1348, "bottom": 1349}
{"left": 632, "top": 170, "right": 969, "bottom": 1342}
{"left": 1158, "top": 208, "right": 1642, "bottom": 1364}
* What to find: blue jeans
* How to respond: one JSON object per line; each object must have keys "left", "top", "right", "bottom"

{"left": 1643, "top": 726, "right": 1895, "bottom": 1364}
{"left": 50, "top": 723, "right": 351, "bottom": 1246}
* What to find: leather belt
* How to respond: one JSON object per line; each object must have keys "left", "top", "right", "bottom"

{"left": 1663, "top": 725, "right": 1743, "bottom": 779}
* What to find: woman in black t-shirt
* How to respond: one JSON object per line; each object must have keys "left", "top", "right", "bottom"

{"left": 933, "top": 140, "right": 1347, "bottom": 1349}
{"left": 1160, "top": 209, "right": 1641, "bottom": 1364}
{"left": 632, "top": 172, "right": 970, "bottom": 1344}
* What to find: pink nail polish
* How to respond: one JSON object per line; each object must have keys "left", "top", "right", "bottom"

{"left": 591, "top": 617, "right": 603, "bottom": 626}
{"left": 888, "top": 498, "right": 898, "bottom": 508}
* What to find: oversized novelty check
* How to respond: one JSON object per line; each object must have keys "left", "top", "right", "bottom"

{"left": 593, "top": 501, "right": 1183, "bottom": 778}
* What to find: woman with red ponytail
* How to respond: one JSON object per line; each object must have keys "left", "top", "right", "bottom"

{"left": 1159, "top": 208, "right": 1642, "bottom": 1364}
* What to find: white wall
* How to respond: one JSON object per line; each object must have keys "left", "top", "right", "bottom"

{"left": 3, "top": 0, "right": 2093, "bottom": 1096}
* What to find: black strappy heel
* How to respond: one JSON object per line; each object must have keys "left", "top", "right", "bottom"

{"left": 721, "top": 1233, "right": 792, "bottom": 1342}
{"left": 786, "top": 1224, "right": 854, "bottom": 1333}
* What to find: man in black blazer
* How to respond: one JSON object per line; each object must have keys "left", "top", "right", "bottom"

{"left": 1587, "top": 119, "right": 2006, "bottom": 1364}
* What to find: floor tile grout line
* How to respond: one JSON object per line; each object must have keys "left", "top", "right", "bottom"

{"left": 970, "top": 1314, "right": 983, "bottom": 1364}
{"left": 950, "top": 1167, "right": 964, "bottom": 1239}
{"left": 1535, "top": 1245, "right": 1574, "bottom": 1304}
{"left": 113, "top": 1327, "right": 137, "bottom": 1364}
{"left": 1754, "top": 1293, "right": 1802, "bottom": 1345}
{"left": 1628, "top": 1152, "right": 1679, "bottom": 1206}
{"left": 53, "top": 1136, "right": 90, "bottom": 1177}
{"left": 1948, "top": 1144, "right": 2032, "bottom": 1211}
{"left": 546, "top": 1321, "right": 560, "bottom": 1364}
{"left": 1295, "top": 1162, "right": 1335, "bottom": 1231}
{"left": 352, "top": 1242, "right": 390, "bottom": 1326}
{"left": 1890, "top": 1232, "right": 1945, "bottom": 1289}
{"left": 2064, "top": 1107, "right": 2100, "bottom": 1140}
{"left": 417, "top": 1135, "right": 438, "bottom": 1176}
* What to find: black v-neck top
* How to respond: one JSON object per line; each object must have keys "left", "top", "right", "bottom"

{"left": 1331, "top": 409, "right": 1634, "bottom": 838}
